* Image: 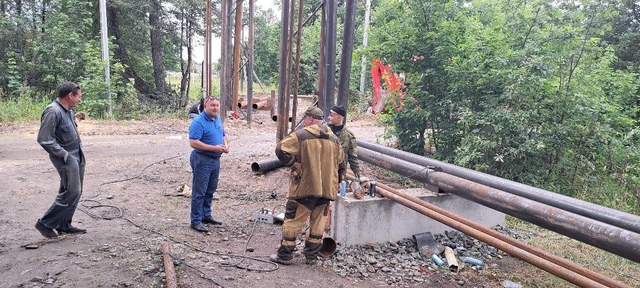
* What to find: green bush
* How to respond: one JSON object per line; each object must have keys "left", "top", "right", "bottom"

{"left": 0, "top": 88, "right": 49, "bottom": 122}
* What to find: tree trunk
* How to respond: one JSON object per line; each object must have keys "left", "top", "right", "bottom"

{"left": 179, "top": 8, "right": 194, "bottom": 108}
{"left": 149, "top": 0, "right": 166, "bottom": 95}
{"left": 107, "top": 4, "right": 151, "bottom": 94}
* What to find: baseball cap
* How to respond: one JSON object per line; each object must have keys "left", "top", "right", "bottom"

{"left": 304, "top": 107, "right": 324, "bottom": 120}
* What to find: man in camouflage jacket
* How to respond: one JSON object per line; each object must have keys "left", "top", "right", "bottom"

{"left": 328, "top": 105, "right": 360, "bottom": 181}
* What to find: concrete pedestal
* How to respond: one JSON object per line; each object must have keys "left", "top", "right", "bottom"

{"left": 330, "top": 188, "right": 505, "bottom": 246}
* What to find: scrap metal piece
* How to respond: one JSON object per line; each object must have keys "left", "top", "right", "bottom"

{"left": 444, "top": 246, "right": 459, "bottom": 272}
{"left": 413, "top": 232, "right": 444, "bottom": 256}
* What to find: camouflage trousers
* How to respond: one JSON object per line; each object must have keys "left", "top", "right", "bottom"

{"left": 276, "top": 197, "right": 330, "bottom": 261}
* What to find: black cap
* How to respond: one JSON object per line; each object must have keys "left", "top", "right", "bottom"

{"left": 330, "top": 105, "right": 346, "bottom": 117}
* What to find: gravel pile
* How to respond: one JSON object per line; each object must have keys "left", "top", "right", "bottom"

{"left": 319, "top": 225, "right": 530, "bottom": 286}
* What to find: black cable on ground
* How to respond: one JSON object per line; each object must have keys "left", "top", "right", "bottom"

{"left": 76, "top": 153, "right": 281, "bottom": 286}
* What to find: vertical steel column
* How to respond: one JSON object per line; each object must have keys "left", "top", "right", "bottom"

{"left": 277, "top": 0, "right": 291, "bottom": 141}
{"left": 337, "top": 0, "right": 357, "bottom": 115}
{"left": 322, "top": 0, "right": 337, "bottom": 119}
{"left": 220, "top": 0, "right": 228, "bottom": 104}
{"left": 247, "top": 0, "right": 255, "bottom": 127}
{"left": 317, "top": 0, "right": 326, "bottom": 111}
{"left": 291, "top": 0, "right": 305, "bottom": 133}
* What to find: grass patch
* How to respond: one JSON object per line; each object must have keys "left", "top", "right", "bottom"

{"left": 503, "top": 216, "right": 640, "bottom": 287}
{"left": 0, "top": 95, "right": 50, "bottom": 123}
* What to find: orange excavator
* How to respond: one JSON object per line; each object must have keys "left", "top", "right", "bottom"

{"left": 371, "top": 58, "right": 404, "bottom": 113}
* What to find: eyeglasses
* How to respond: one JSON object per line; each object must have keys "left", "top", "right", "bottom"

{"left": 204, "top": 96, "right": 220, "bottom": 104}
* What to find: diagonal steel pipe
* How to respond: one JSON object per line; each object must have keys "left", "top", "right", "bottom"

{"left": 346, "top": 171, "right": 627, "bottom": 288}
{"left": 358, "top": 147, "right": 640, "bottom": 263}
{"left": 357, "top": 140, "right": 640, "bottom": 234}
{"left": 368, "top": 184, "right": 614, "bottom": 288}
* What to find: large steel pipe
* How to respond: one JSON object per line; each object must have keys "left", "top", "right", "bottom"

{"left": 370, "top": 185, "right": 609, "bottom": 287}
{"left": 251, "top": 158, "right": 284, "bottom": 174}
{"left": 358, "top": 147, "right": 640, "bottom": 263}
{"left": 252, "top": 99, "right": 272, "bottom": 110}
{"left": 358, "top": 140, "right": 640, "bottom": 234}
{"left": 346, "top": 172, "right": 627, "bottom": 288}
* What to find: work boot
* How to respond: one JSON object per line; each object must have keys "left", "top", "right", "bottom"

{"left": 190, "top": 223, "right": 209, "bottom": 233}
{"left": 57, "top": 225, "right": 87, "bottom": 235}
{"left": 269, "top": 254, "right": 293, "bottom": 265}
{"left": 202, "top": 217, "right": 223, "bottom": 225}
{"left": 35, "top": 220, "right": 58, "bottom": 239}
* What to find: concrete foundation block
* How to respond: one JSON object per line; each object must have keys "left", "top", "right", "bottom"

{"left": 330, "top": 188, "right": 505, "bottom": 246}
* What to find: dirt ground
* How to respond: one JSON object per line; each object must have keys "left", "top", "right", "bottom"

{"left": 0, "top": 105, "right": 529, "bottom": 288}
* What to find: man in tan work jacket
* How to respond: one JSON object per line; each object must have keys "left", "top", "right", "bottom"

{"left": 270, "top": 106, "right": 345, "bottom": 265}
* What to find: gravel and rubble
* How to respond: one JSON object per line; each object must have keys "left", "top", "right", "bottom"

{"left": 313, "top": 226, "right": 530, "bottom": 287}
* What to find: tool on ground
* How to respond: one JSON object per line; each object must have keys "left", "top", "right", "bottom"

{"left": 252, "top": 208, "right": 284, "bottom": 224}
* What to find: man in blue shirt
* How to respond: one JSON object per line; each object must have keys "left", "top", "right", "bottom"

{"left": 188, "top": 97, "right": 229, "bottom": 233}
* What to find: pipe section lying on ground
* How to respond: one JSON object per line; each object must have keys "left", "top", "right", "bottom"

{"left": 346, "top": 172, "right": 627, "bottom": 288}
{"left": 251, "top": 158, "right": 284, "bottom": 174}
{"left": 252, "top": 99, "right": 272, "bottom": 110}
{"left": 358, "top": 147, "right": 640, "bottom": 263}
{"left": 357, "top": 140, "right": 640, "bottom": 235}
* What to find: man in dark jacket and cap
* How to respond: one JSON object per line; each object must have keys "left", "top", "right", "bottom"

{"left": 327, "top": 105, "right": 361, "bottom": 181}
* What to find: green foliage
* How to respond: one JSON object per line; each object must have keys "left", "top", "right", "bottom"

{"left": 368, "top": 0, "right": 640, "bottom": 213}
{"left": 0, "top": 90, "right": 49, "bottom": 122}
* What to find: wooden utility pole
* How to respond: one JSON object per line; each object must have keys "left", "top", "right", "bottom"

{"left": 232, "top": 0, "right": 243, "bottom": 111}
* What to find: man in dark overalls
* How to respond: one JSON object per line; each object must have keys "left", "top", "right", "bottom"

{"left": 35, "top": 81, "right": 87, "bottom": 238}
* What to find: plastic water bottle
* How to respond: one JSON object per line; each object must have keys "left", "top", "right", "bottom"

{"left": 431, "top": 254, "right": 444, "bottom": 266}
{"left": 340, "top": 181, "right": 346, "bottom": 196}
{"left": 463, "top": 257, "right": 483, "bottom": 266}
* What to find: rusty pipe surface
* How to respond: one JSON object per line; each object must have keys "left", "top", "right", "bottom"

{"left": 358, "top": 147, "right": 640, "bottom": 263}
{"left": 357, "top": 140, "right": 640, "bottom": 234}
{"left": 346, "top": 172, "right": 627, "bottom": 288}
{"left": 252, "top": 99, "right": 272, "bottom": 110}
{"left": 251, "top": 158, "right": 284, "bottom": 174}
{"left": 369, "top": 185, "right": 609, "bottom": 288}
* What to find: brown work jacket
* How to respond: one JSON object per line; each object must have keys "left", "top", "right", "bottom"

{"left": 275, "top": 123, "right": 345, "bottom": 200}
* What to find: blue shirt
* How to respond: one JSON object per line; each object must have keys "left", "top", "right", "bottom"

{"left": 189, "top": 112, "right": 226, "bottom": 158}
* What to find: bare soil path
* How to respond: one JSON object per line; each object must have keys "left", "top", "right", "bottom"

{"left": 0, "top": 109, "right": 406, "bottom": 288}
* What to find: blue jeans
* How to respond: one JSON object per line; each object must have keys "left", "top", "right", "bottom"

{"left": 190, "top": 151, "right": 220, "bottom": 225}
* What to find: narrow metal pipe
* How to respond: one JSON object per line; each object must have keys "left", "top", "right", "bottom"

{"left": 358, "top": 147, "right": 640, "bottom": 263}
{"left": 370, "top": 185, "right": 608, "bottom": 288}
{"left": 357, "top": 140, "right": 640, "bottom": 234}
{"left": 346, "top": 171, "right": 627, "bottom": 288}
